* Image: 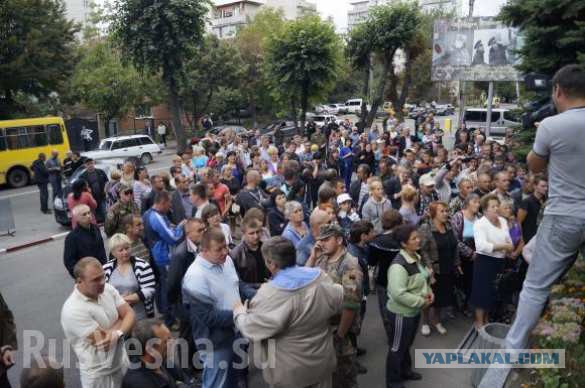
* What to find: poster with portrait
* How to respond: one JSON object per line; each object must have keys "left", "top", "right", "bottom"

{"left": 431, "top": 17, "right": 522, "bottom": 81}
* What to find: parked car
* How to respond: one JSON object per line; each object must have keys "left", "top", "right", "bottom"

{"left": 345, "top": 98, "right": 371, "bottom": 114}
{"left": 434, "top": 103, "right": 455, "bottom": 116}
{"left": 463, "top": 108, "right": 520, "bottom": 137}
{"left": 53, "top": 161, "right": 120, "bottom": 227}
{"left": 210, "top": 125, "right": 251, "bottom": 139}
{"left": 82, "top": 135, "right": 161, "bottom": 165}
{"left": 311, "top": 114, "right": 337, "bottom": 128}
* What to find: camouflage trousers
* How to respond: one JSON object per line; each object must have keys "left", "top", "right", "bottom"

{"left": 332, "top": 333, "right": 359, "bottom": 388}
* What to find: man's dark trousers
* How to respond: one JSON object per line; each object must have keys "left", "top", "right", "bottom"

{"left": 38, "top": 182, "right": 49, "bottom": 212}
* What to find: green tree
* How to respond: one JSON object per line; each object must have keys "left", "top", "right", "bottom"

{"left": 0, "top": 0, "right": 78, "bottom": 118}
{"left": 499, "top": 0, "right": 585, "bottom": 76}
{"left": 112, "top": 0, "right": 209, "bottom": 152}
{"left": 266, "top": 15, "right": 342, "bottom": 133}
{"left": 347, "top": 22, "right": 375, "bottom": 123}
{"left": 70, "top": 40, "right": 156, "bottom": 136}
{"left": 235, "top": 8, "right": 286, "bottom": 126}
{"left": 180, "top": 35, "right": 244, "bottom": 131}
{"left": 353, "top": 2, "right": 421, "bottom": 127}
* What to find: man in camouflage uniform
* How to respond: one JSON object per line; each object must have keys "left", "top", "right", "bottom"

{"left": 104, "top": 183, "right": 139, "bottom": 237}
{"left": 306, "top": 224, "right": 363, "bottom": 388}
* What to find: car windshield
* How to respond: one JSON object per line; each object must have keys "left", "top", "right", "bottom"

{"left": 98, "top": 140, "right": 112, "bottom": 150}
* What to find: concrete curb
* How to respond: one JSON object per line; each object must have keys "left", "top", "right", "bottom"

{"left": 0, "top": 230, "right": 70, "bottom": 256}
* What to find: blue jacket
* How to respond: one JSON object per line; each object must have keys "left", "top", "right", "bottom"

{"left": 143, "top": 208, "right": 184, "bottom": 267}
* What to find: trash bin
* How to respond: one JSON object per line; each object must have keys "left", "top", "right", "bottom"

{"left": 471, "top": 322, "right": 510, "bottom": 387}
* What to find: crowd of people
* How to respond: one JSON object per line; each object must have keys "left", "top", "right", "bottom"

{"left": 2, "top": 64, "right": 585, "bottom": 388}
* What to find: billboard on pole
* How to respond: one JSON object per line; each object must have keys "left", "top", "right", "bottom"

{"left": 431, "top": 17, "right": 522, "bottom": 82}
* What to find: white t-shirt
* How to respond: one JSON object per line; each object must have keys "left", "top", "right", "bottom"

{"left": 61, "top": 283, "right": 129, "bottom": 378}
{"left": 157, "top": 124, "right": 167, "bottom": 135}
{"left": 473, "top": 216, "right": 512, "bottom": 258}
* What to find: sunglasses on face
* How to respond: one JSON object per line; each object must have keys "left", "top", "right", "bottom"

{"left": 123, "top": 190, "right": 133, "bottom": 195}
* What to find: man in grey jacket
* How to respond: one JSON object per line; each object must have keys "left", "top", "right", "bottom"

{"left": 234, "top": 237, "right": 343, "bottom": 388}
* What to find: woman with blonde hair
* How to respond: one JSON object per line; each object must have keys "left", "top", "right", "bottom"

{"left": 399, "top": 184, "right": 420, "bottom": 226}
{"left": 103, "top": 233, "right": 156, "bottom": 320}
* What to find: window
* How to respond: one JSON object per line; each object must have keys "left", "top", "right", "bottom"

{"left": 112, "top": 139, "right": 138, "bottom": 150}
{"left": 503, "top": 111, "right": 519, "bottom": 122}
{"left": 138, "top": 136, "right": 153, "bottom": 145}
{"left": 28, "top": 126, "right": 48, "bottom": 147}
{"left": 0, "top": 129, "right": 6, "bottom": 151}
{"left": 47, "top": 124, "right": 63, "bottom": 145}
{"left": 223, "top": 8, "right": 233, "bottom": 17}
{"left": 464, "top": 111, "right": 487, "bottom": 122}
{"left": 5, "top": 127, "right": 28, "bottom": 149}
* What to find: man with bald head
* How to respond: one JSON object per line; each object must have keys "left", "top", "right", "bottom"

{"left": 296, "top": 208, "right": 331, "bottom": 265}
{"left": 235, "top": 169, "right": 266, "bottom": 216}
{"left": 63, "top": 204, "right": 107, "bottom": 278}
{"left": 61, "top": 257, "right": 135, "bottom": 388}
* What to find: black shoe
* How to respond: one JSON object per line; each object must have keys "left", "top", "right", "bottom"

{"left": 42, "top": 209, "right": 52, "bottom": 214}
{"left": 357, "top": 347, "right": 367, "bottom": 357}
{"left": 402, "top": 371, "right": 422, "bottom": 381}
{"left": 357, "top": 361, "right": 368, "bottom": 374}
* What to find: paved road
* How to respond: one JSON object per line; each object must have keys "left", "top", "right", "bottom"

{"left": 1, "top": 238, "right": 472, "bottom": 388}
{"left": 0, "top": 150, "right": 178, "bottom": 250}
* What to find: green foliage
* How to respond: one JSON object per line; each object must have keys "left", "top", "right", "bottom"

{"left": 266, "top": 15, "right": 342, "bottom": 130}
{"left": 180, "top": 35, "right": 244, "bottom": 129}
{"left": 498, "top": 0, "right": 585, "bottom": 76}
{"left": 234, "top": 8, "right": 286, "bottom": 124}
{"left": 361, "top": 1, "right": 422, "bottom": 125}
{"left": 69, "top": 40, "right": 157, "bottom": 135}
{"left": 0, "top": 0, "right": 79, "bottom": 118}
{"left": 112, "top": 0, "right": 209, "bottom": 151}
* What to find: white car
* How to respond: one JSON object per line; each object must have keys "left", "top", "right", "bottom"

{"left": 311, "top": 114, "right": 337, "bottom": 128}
{"left": 82, "top": 135, "right": 162, "bottom": 165}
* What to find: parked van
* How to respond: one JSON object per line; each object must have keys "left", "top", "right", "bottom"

{"left": 345, "top": 98, "right": 371, "bottom": 114}
{"left": 463, "top": 108, "right": 520, "bottom": 137}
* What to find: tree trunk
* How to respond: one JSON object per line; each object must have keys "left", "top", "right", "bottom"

{"left": 249, "top": 95, "right": 257, "bottom": 128}
{"left": 396, "top": 64, "right": 413, "bottom": 121}
{"left": 300, "top": 82, "right": 309, "bottom": 136}
{"left": 366, "top": 52, "right": 393, "bottom": 128}
{"left": 167, "top": 74, "right": 185, "bottom": 154}
{"left": 359, "top": 57, "right": 371, "bottom": 124}
{"left": 291, "top": 96, "right": 299, "bottom": 134}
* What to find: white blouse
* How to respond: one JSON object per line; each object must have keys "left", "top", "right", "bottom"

{"left": 473, "top": 216, "right": 512, "bottom": 258}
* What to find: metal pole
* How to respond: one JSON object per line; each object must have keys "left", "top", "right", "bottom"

{"left": 486, "top": 81, "right": 494, "bottom": 137}
{"left": 457, "top": 0, "right": 476, "bottom": 129}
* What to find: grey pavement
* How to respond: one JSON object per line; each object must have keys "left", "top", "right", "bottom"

{"left": 1, "top": 238, "right": 474, "bottom": 388}
{"left": 0, "top": 146, "right": 179, "bottom": 250}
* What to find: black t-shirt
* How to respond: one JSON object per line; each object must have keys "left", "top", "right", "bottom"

{"left": 368, "top": 232, "right": 400, "bottom": 288}
{"left": 519, "top": 194, "right": 543, "bottom": 242}
{"left": 433, "top": 229, "right": 458, "bottom": 274}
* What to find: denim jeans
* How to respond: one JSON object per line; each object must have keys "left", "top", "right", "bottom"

{"left": 506, "top": 215, "right": 585, "bottom": 350}
{"left": 200, "top": 346, "right": 247, "bottom": 388}
{"left": 155, "top": 264, "right": 175, "bottom": 327}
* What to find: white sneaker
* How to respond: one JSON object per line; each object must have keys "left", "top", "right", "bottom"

{"left": 421, "top": 324, "right": 431, "bottom": 336}
{"left": 434, "top": 323, "right": 447, "bottom": 335}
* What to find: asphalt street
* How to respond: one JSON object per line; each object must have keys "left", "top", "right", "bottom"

{"left": 0, "top": 149, "right": 178, "bottom": 250}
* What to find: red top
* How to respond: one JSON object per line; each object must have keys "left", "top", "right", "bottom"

{"left": 67, "top": 191, "right": 97, "bottom": 229}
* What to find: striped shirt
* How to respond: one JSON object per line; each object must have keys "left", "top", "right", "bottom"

{"left": 103, "top": 257, "right": 156, "bottom": 317}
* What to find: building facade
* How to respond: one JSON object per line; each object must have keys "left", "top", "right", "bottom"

{"left": 209, "top": 0, "right": 317, "bottom": 39}
{"left": 347, "top": 0, "right": 461, "bottom": 32}
{"left": 63, "top": 0, "right": 92, "bottom": 27}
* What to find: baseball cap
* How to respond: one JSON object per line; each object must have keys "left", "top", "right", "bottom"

{"left": 117, "top": 183, "right": 132, "bottom": 193}
{"left": 336, "top": 193, "right": 352, "bottom": 205}
{"left": 419, "top": 173, "right": 435, "bottom": 187}
{"left": 316, "top": 224, "right": 345, "bottom": 241}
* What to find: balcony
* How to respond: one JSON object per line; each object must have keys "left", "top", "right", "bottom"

{"left": 211, "top": 14, "right": 249, "bottom": 28}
